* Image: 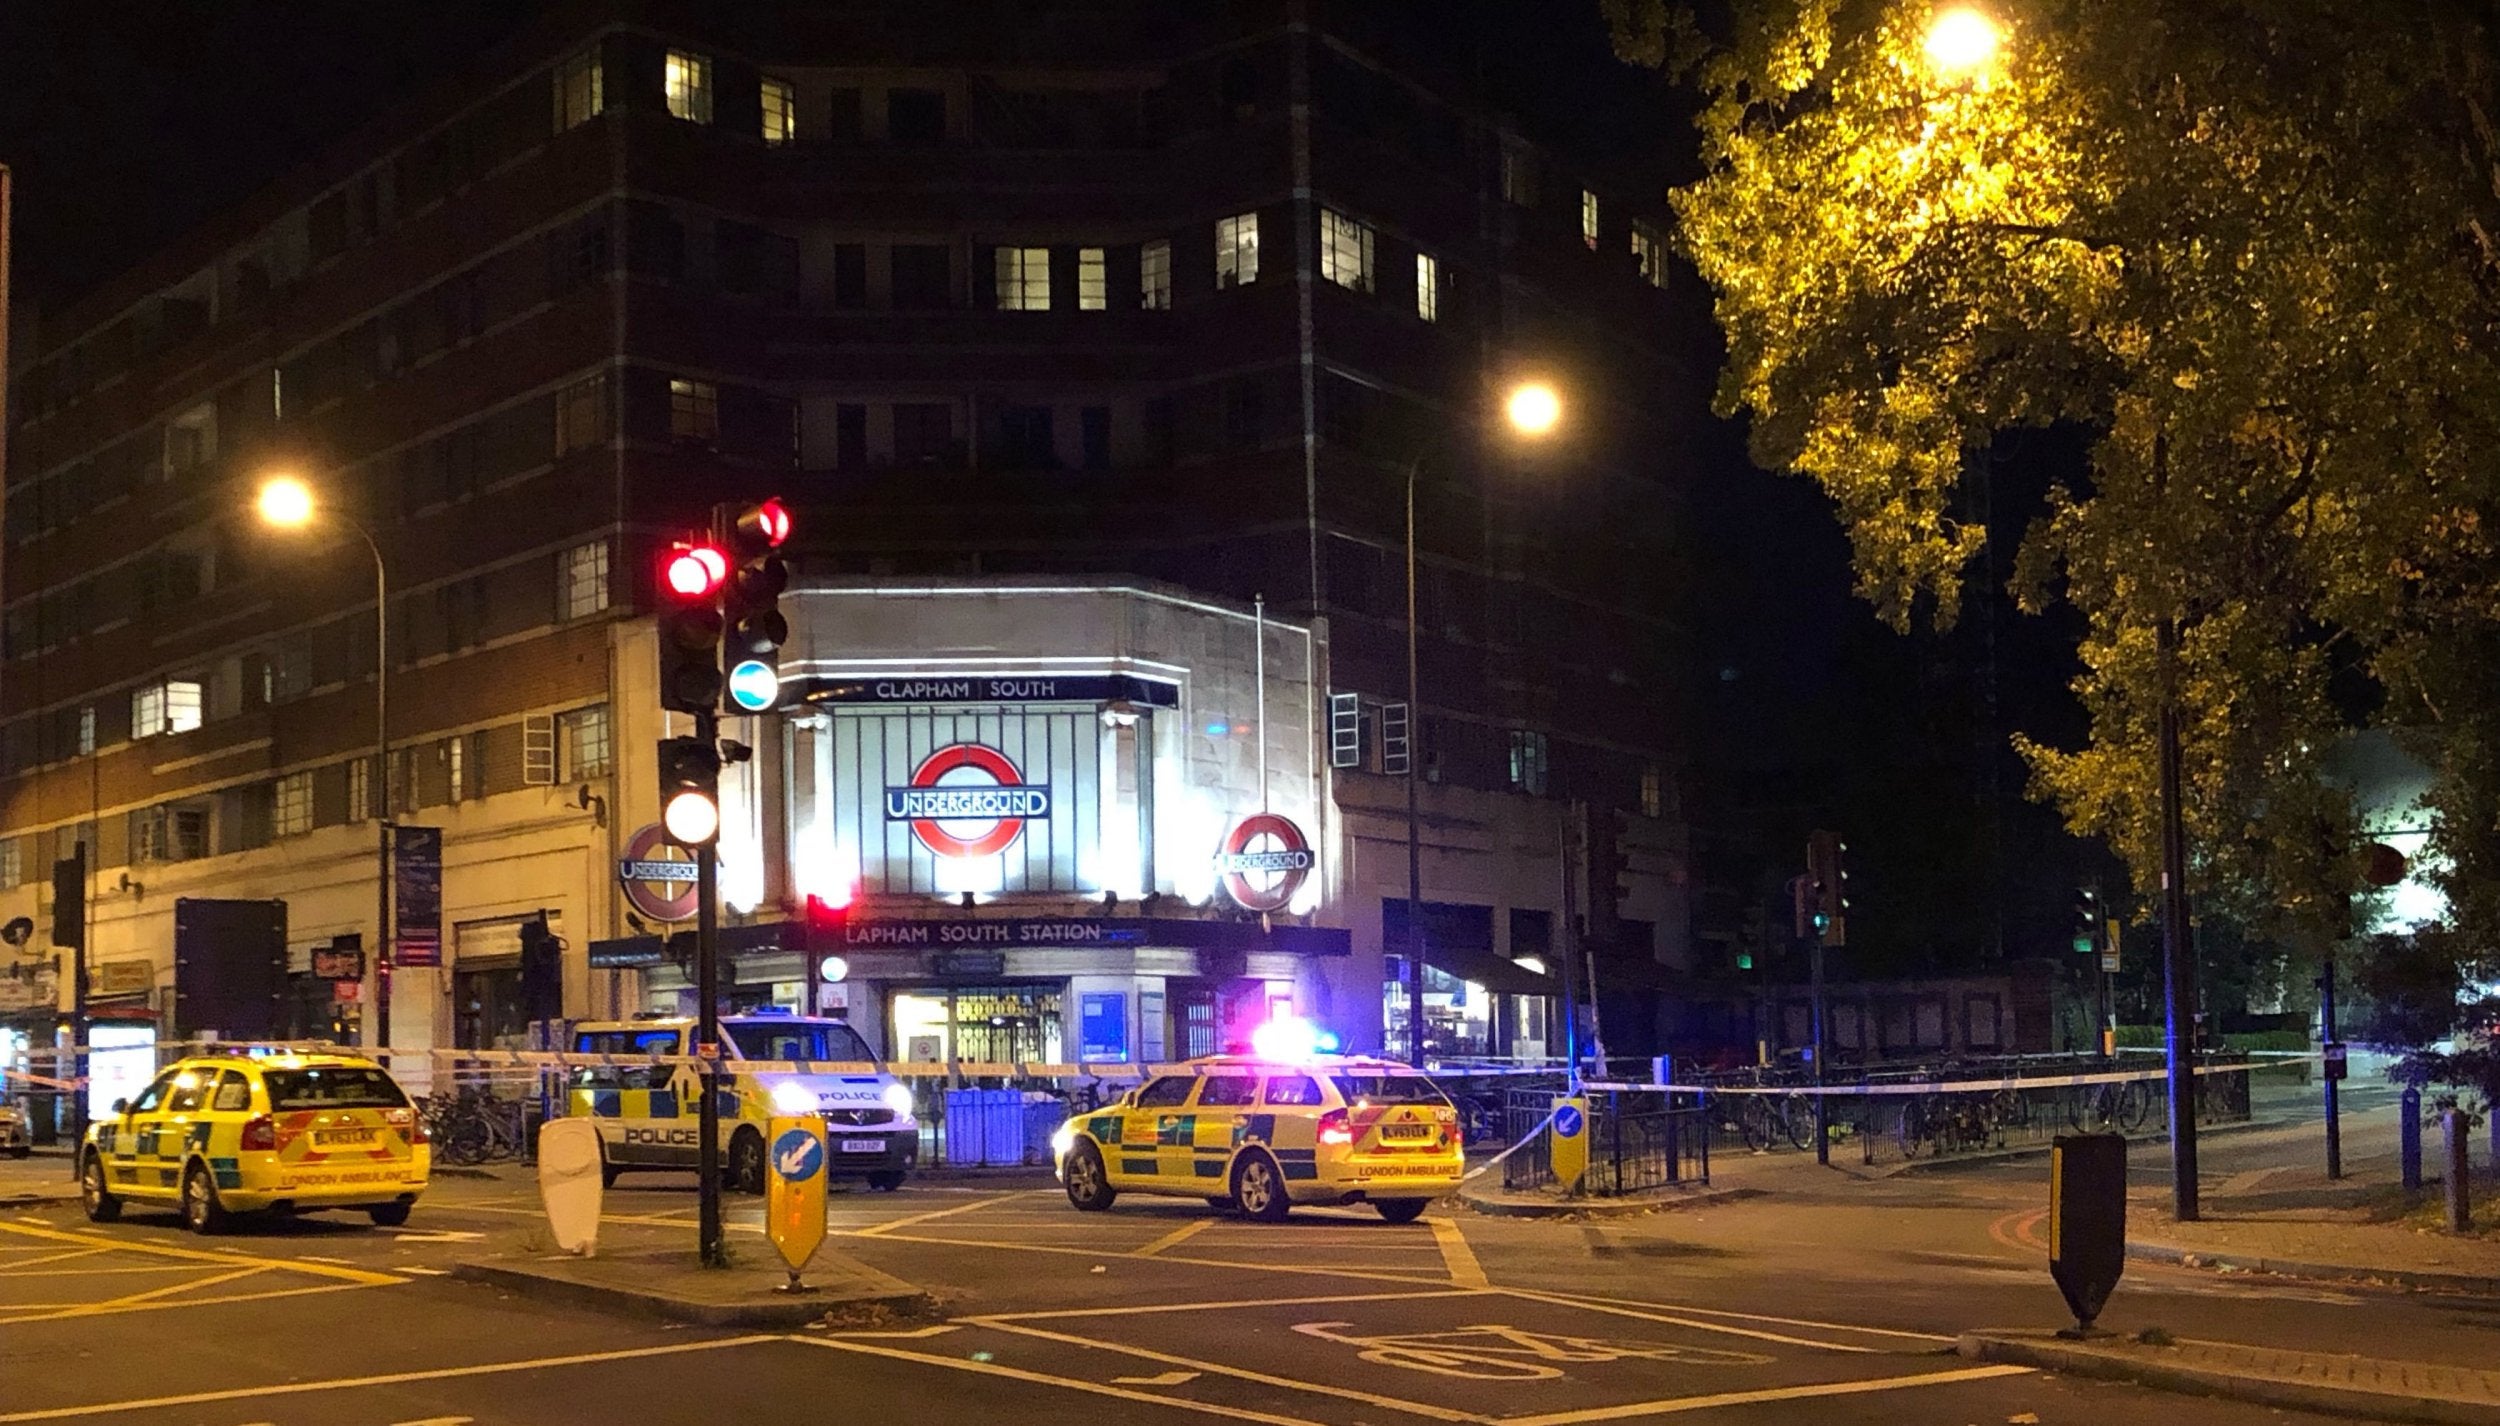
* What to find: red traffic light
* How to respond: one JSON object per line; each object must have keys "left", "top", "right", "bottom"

{"left": 664, "top": 543, "right": 728, "bottom": 598}
{"left": 738, "top": 498, "right": 791, "bottom": 549}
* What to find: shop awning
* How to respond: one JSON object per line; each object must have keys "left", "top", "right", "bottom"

{"left": 1413, "top": 944, "right": 1555, "bottom": 997}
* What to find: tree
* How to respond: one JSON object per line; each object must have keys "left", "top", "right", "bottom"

{"left": 1629, "top": 0, "right": 2500, "bottom": 986}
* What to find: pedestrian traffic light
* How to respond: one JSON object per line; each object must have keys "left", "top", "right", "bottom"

{"left": 658, "top": 736, "right": 723, "bottom": 847}
{"left": 1806, "top": 830, "right": 1848, "bottom": 947}
{"left": 2072, "top": 887, "right": 2101, "bottom": 954}
{"left": 720, "top": 499, "right": 790, "bottom": 714}
{"left": 658, "top": 541, "right": 728, "bottom": 715}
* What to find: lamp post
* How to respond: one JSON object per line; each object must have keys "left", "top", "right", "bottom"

{"left": 256, "top": 475, "right": 392, "bottom": 1050}
{"left": 1402, "top": 381, "right": 1563, "bottom": 1071}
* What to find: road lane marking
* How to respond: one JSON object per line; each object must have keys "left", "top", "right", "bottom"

{"left": 1505, "top": 1287, "right": 1956, "bottom": 1345}
{"left": 0, "top": 1334, "right": 784, "bottom": 1423}
{"left": 981, "top": 1288, "right": 1484, "bottom": 1322}
{"left": 1491, "top": 1287, "right": 1880, "bottom": 1354}
{"left": 0, "top": 1280, "right": 375, "bottom": 1327}
{"left": 1497, "top": 1363, "right": 2036, "bottom": 1423}
{"left": 1114, "top": 1371, "right": 1202, "bottom": 1386}
{"left": 0, "top": 1246, "right": 113, "bottom": 1272}
{"left": 969, "top": 1318, "right": 1496, "bottom": 1423}
{"left": 840, "top": 1228, "right": 1459, "bottom": 1286}
{"left": 852, "top": 1194, "right": 1022, "bottom": 1238}
{"left": 1431, "top": 1218, "right": 1488, "bottom": 1290}
{"left": 1134, "top": 1220, "right": 1215, "bottom": 1258}
{"left": 89, "top": 1264, "right": 267, "bottom": 1308}
{"left": 789, "top": 1335, "right": 1327, "bottom": 1426}
{"left": 816, "top": 1324, "right": 960, "bottom": 1339}
{"left": 0, "top": 1221, "right": 400, "bottom": 1286}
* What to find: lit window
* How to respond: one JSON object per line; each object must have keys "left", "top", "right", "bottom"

{"left": 1581, "top": 189, "right": 1600, "bottom": 250}
{"left": 1507, "top": 729, "right": 1549, "bottom": 796}
{"left": 0, "top": 839, "right": 19, "bottom": 892}
{"left": 761, "top": 77, "right": 796, "bottom": 146}
{"left": 270, "top": 367, "right": 284, "bottom": 423}
{"left": 273, "top": 773, "right": 314, "bottom": 838}
{"left": 1320, "top": 210, "right": 1374, "bottom": 293}
{"left": 1215, "top": 213, "right": 1259, "bottom": 288}
{"left": 1139, "top": 238, "right": 1171, "bottom": 310}
{"left": 665, "top": 51, "right": 712, "bottom": 124}
{"left": 1076, "top": 247, "right": 1106, "bottom": 311}
{"left": 994, "top": 246, "right": 1051, "bottom": 311}
{"left": 131, "top": 679, "right": 203, "bottom": 739}
{"left": 76, "top": 705, "right": 95, "bottom": 756}
{"left": 444, "top": 736, "right": 466, "bottom": 803}
{"left": 560, "top": 704, "right": 612, "bottom": 780}
{"left": 669, "top": 378, "right": 719, "bottom": 440}
{"left": 165, "top": 403, "right": 218, "bottom": 477}
{"left": 1640, "top": 762, "right": 1664, "bottom": 819}
{"left": 347, "top": 757, "right": 373, "bottom": 823}
{"left": 1415, "top": 253, "right": 1440, "bottom": 322}
{"left": 1632, "top": 219, "right": 1666, "bottom": 289}
{"left": 553, "top": 47, "right": 603, "bottom": 133}
{"left": 561, "top": 541, "right": 610, "bottom": 620}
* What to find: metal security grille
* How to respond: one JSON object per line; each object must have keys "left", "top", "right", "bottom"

{"left": 830, "top": 705, "right": 1104, "bottom": 895}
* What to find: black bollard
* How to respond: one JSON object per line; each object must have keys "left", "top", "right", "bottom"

{"left": 2400, "top": 1085, "right": 2423, "bottom": 1192}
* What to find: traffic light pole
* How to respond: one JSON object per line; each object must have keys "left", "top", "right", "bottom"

{"left": 2320, "top": 949, "right": 2342, "bottom": 1180}
{"left": 695, "top": 708, "right": 725, "bottom": 1268}
{"left": 2156, "top": 619, "right": 2200, "bottom": 1222}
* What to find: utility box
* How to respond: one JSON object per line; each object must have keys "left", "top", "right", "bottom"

{"left": 2049, "top": 1133, "right": 2127, "bottom": 1333}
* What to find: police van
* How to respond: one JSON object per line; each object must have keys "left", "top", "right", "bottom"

{"left": 566, "top": 1012, "right": 918, "bottom": 1192}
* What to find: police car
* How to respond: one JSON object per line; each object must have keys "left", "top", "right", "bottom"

{"left": 567, "top": 1012, "right": 917, "bottom": 1193}
{"left": 1050, "top": 1053, "right": 1463, "bottom": 1223}
{"left": 80, "top": 1051, "right": 429, "bottom": 1234}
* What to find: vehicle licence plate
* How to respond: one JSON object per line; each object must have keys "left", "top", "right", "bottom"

{"left": 841, "top": 1139, "right": 883, "bottom": 1153}
{"left": 314, "top": 1127, "right": 378, "bottom": 1147}
{"left": 1380, "top": 1122, "right": 1432, "bottom": 1140}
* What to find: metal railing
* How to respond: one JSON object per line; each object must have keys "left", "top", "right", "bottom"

{"left": 1500, "top": 1087, "right": 1710, "bottom": 1195}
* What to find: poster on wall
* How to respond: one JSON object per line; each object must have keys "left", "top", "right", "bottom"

{"left": 392, "top": 825, "right": 444, "bottom": 966}
{"left": 1079, "top": 992, "right": 1129, "bottom": 1061}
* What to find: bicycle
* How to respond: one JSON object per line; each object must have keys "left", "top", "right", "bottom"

{"left": 2066, "top": 1078, "right": 2153, "bottom": 1134}
{"left": 424, "top": 1087, "right": 530, "bottom": 1165}
{"left": 1896, "top": 1092, "right": 1993, "bottom": 1157}
{"left": 1734, "top": 1090, "right": 1815, "bottom": 1152}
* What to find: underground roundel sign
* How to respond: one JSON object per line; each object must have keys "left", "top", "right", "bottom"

{"left": 1216, "top": 813, "right": 1315, "bottom": 914}
{"left": 885, "top": 744, "right": 1052, "bottom": 859}
{"left": 617, "top": 823, "right": 699, "bottom": 923}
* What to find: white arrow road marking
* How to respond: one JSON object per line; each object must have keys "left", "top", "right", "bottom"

{"left": 1112, "top": 1371, "right": 1202, "bottom": 1387}
{"left": 391, "top": 1417, "right": 476, "bottom": 1425}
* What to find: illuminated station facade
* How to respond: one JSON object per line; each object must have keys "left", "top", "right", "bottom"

{"left": 0, "top": 3, "right": 1695, "bottom": 1076}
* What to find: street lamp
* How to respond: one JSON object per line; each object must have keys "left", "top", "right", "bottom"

{"left": 255, "top": 473, "right": 393, "bottom": 1052}
{"left": 1923, "top": 7, "right": 2001, "bottom": 78}
{"left": 1402, "top": 381, "right": 1565, "bottom": 1071}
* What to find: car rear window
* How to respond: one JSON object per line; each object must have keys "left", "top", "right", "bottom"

{"left": 1330, "top": 1075, "right": 1450, "bottom": 1107}
{"left": 262, "top": 1067, "right": 408, "bottom": 1111}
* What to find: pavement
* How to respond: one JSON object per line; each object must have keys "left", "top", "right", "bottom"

{"left": 1962, "top": 1330, "right": 2500, "bottom": 1425}
{"left": 0, "top": 1089, "right": 2492, "bottom": 1423}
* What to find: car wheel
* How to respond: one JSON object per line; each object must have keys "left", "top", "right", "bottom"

{"left": 80, "top": 1152, "right": 120, "bottom": 1223}
{"left": 1204, "top": 1195, "right": 1237, "bottom": 1213}
{"left": 1062, "top": 1141, "right": 1116, "bottom": 1212}
{"left": 866, "top": 1171, "right": 906, "bottom": 1192}
{"left": 1373, "top": 1197, "right": 1430, "bottom": 1224}
{"left": 1231, "top": 1151, "right": 1290, "bottom": 1223}
{"left": 368, "top": 1203, "right": 412, "bottom": 1227}
{"left": 181, "top": 1163, "right": 229, "bottom": 1236}
{"left": 599, "top": 1149, "right": 621, "bottom": 1190}
{"left": 727, "top": 1129, "right": 766, "bottom": 1196}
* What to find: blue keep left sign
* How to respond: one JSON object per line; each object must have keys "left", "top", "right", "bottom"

{"left": 1553, "top": 1103, "right": 1585, "bottom": 1139}
{"left": 772, "top": 1126, "right": 825, "bottom": 1183}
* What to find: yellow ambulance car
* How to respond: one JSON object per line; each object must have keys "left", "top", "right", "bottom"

{"left": 1051, "top": 1054, "right": 1463, "bottom": 1222}
{"left": 81, "top": 1051, "right": 429, "bottom": 1234}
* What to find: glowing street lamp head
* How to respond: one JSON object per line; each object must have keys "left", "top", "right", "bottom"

{"left": 1505, "top": 381, "right": 1562, "bottom": 437}
{"left": 1923, "top": 6, "right": 2001, "bottom": 78}
{"left": 256, "top": 476, "right": 316, "bottom": 530}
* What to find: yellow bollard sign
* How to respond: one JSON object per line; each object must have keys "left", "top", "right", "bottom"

{"left": 765, "top": 1114, "right": 827, "bottom": 1283}
{"left": 1549, "top": 1096, "right": 1589, "bottom": 1193}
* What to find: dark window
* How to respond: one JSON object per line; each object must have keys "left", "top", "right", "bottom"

{"left": 1195, "top": 1074, "right": 1258, "bottom": 1107}
{"left": 127, "top": 1071, "right": 180, "bottom": 1114}
{"left": 261, "top": 1066, "right": 409, "bottom": 1110}
{"left": 1330, "top": 1075, "right": 1451, "bottom": 1106}
{"left": 887, "top": 88, "right": 946, "bottom": 144}
{"left": 828, "top": 88, "right": 864, "bottom": 141}
{"left": 892, "top": 403, "right": 954, "bottom": 466}
{"left": 835, "top": 403, "right": 869, "bottom": 468}
{"left": 1080, "top": 406, "right": 1112, "bottom": 470}
{"left": 832, "top": 244, "right": 868, "bottom": 309}
{"left": 727, "top": 1022, "right": 876, "bottom": 1064}
{"left": 211, "top": 1071, "right": 251, "bottom": 1112}
{"left": 995, "top": 405, "right": 1055, "bottom": 469}
{"left": 166, "top": 1075, "right": 209, "bottom": 1114}
{"left": 891, "top": 246, "right": 951, "bottom": 309}
{"left": 1133, "top": 1076, "right": 1193, "bottom": 1109}
{"left": 1223, "top": 378, "right": 1265, "bottom": 450}
{"left": 1263, "top": 1075, "right": 1323, "bottom": 1107}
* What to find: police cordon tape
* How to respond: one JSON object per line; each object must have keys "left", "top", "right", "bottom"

{"left": 1586, "top": 1054, "right": 2324, "bottom": 1098}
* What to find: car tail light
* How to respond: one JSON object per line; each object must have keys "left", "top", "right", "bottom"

{"left": 389, "top": 1108, "right": 427, "bottom": 1145}
{"left": 239, "top": 1116, "right": 276, "bottom": 1152}
{"left": 1317, "top": 1109, "right": 1354, "bottom": 1147}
